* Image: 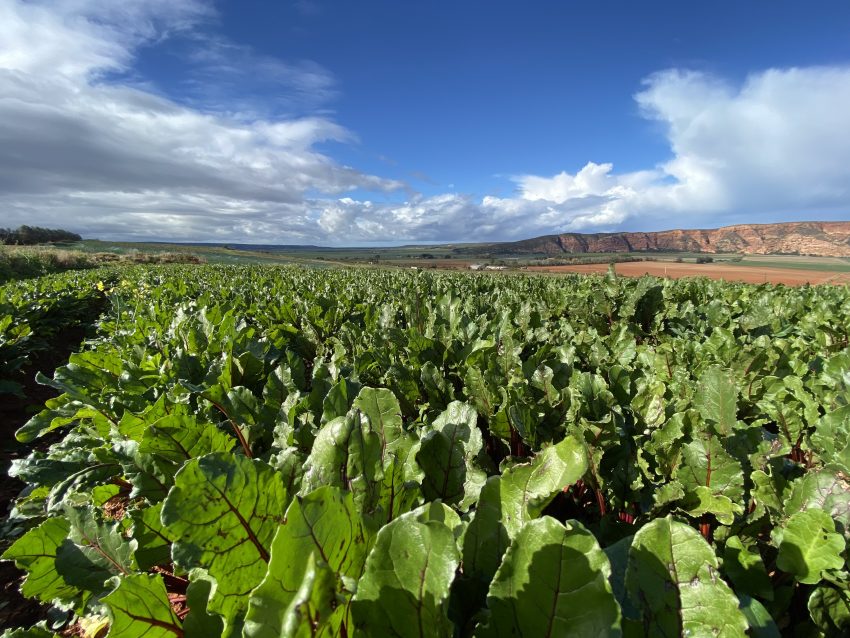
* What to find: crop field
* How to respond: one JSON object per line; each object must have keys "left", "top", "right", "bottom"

{"left": 1, "top": 265, "right": 850, "bottom": 636}
{"left": 529, "top": 260, "right": 850, "bottom": 285}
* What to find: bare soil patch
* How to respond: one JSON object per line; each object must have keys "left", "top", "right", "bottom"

{"left": 528, "top": 261, "right": 847, "bottom": 285}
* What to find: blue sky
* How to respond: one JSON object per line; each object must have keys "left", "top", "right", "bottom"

{"left": 1, "top": 0, "right": 849, "bottom": 243}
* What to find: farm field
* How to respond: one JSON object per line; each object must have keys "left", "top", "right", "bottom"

{"left": 1, "top": 265, "right": 850, "bottom": 636}
{"left": 736, "top": 254, "right": 850, "bottom": 271}
{"left": 529, "top": 260, "right": 850, "bottom": 285}
{"left": 68, "top": 240, "right": 850, "bottom": 275}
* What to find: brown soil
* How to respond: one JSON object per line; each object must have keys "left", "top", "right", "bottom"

{"left": 527, "top": 261, "right": 850, "bottom": 285}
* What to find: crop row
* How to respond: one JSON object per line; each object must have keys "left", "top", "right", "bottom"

{"left": 2, "top": 265, "right": 850, "bottom": 636}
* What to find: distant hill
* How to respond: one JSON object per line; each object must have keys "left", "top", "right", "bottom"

{"left": 460, "top": 221, "right": 850, "bottom": 257}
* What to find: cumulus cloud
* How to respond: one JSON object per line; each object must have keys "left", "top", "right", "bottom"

{"left": 1, "top": 0, "right": 849, "bottom": 244}
{"left": 320, "top": 66, "right": 850, "bottom": 243}
{"left": 635, "top": 67, "right": 850, "bottom": 214}
{"left": 0, "top": 0, "right": 400, "bottom": 240}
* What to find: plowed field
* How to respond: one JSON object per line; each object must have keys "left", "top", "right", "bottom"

{"left": 528, "top": 261, "right": 850, "bottom": 285}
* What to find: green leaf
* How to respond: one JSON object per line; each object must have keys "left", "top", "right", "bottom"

{"left": 645, "top": 412, "right": 687, "bottom": 478}
{"left": 183, "top": 570, "right": 224, "bottom": 638}
{"left": 757, "top": 376, "right": 818, "bottom": 451}
{"left": 130, "top": 503, "right": 174, "bottom": 571}
{"left": 421, "top": 360, "right": 453, "bottom": 409}
{"left": 604, "top": 535, "right": 640, "bottom": 623}
{"left": 102, "top": 573, "right": 183, "bottom": 638}
{"left": 652, "top": 480, "right": 685, "bottom": 510}
{"left": 772, "top": 510, "right": 845, "bottom": 585}
{"left": 352, "top": 387, "right": 409, "bottom": 456}
{"left": 477, "top": 516, "right": 621, "bottom": 637}
{"left": 301, "top": 412, "right": 382, "bottom": 507}
{"left": 302, "top": 389, "right": 418, "bottom": 523}
{"left": 16, "top": 398, "right": 88, "bottom": 443}
{"left": 683, "top": 486, "right": 743, "bottom": 525}
{"left": 161, "top": 453, "right": 288, "bottom": 626}
{"left": 91, "top": 484, "right": 121, "bottom": 507}
{"left": 186, "top": 383, "right": 262, "bottom": 451}
{"left": 630, "top": 378, "right": 666, "bottom": 429}
{"left": 679, "top": 435, "right": 744, "bottom": 505}
{"left": 695, "top": 366, "right": 738, "bottom": 435}
{"left": 352, "top": 511, "right": 460, "bottom": 638}
{"left": 1, "top": 517, "right": 78, "bottom": 604}
{"left": 118, "top": 396, "right": 190, "bottom": 442}
{"left": 810, "top": 406, "right": 850, "bottom": 474}
{"left": 808, "top": 584, "right": 850, "bottom": 636}
{"left": 462, "top": 435, "right": 588, "bottom": 601}
{"left": 139, "top": 415, "right": 235, "bottom": 482}
{"left": 530, "top": 363, "right": 560, "bottom": 405}
{"left": 120, "top": 415, "right": 236, "bottom": 503}
{"left": 55, "top": 507, "right": 136, "bottom": 595}
{"left": 244, "top": 486, "right": 372, "bottom": 638}
{"left": 371, "top": 452, "right": 421, "bottom": 526}
{"left": 722, "top": 536, "right": 773, "bottom": 601}
{"left": 411, "top": 501, "right": 464, "bottom": 538}
{"left": 321, "top": 378, "right": 358, "bottom": 424}
{"left": 261, "top": 362, "right": 297, "bottom": 418}
{"left": 463, "top": 366, "right": 500, "bottom": 419}
{"left": 786, "top": 469, "right": 850, "bottom": 539}
{"left": 738, "top": 595, "right": 780, "bottom": 638}
{"left": 0, "top": 625, "right": 58, "bottom": 638}
{"left": 46, "top": 462, "right": 122, "bottom": 512}
{"left": 416, "top": 401, "right": 486, "bottom": 510}
{"left": 28, "top": 350, "right": 123, "bottom": 420}
{"left": 750, "top": 469, "right": 786, "bottom": 523}
{"left": 626, "top": 516, "right": 748, "bottom": 637}
{"left": 277, "top": 553, "right": 345, "bottom": 638}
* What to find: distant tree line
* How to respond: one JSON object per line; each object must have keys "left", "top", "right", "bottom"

{"left": 0, "top": 225, "right": 82, "bottom": 245}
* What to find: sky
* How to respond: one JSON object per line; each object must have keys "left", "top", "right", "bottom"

{"left": 1, "top": 1, "right": 850, "bottom": 245}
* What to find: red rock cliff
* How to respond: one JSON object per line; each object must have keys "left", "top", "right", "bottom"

{"left": 505, "top": 221, "right": 850, "bottom": 257}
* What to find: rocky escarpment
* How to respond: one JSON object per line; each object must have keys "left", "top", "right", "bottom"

{"left": 493, "top": 221, "right": 850, "bottom": 257}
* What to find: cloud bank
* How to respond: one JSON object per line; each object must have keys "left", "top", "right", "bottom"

{"left": 321, "top": 67, "right": 850, "bottom": 242}
{"left": 1, "top": 0, "right": 849, "bottom": 243}
{"left": 0, "top": 0, "right": 400, "bottom": 242}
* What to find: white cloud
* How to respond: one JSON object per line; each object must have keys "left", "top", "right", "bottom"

{"left": 0, "top": 0, "right": 401, "bottom": 239}
{"left": 180, "top": 36, "right": 338, "bottom": 117}
{"left": 634, "top": 67, "right": 850, "bottom": 213}
{"left": 1, "top": 1, "right": 849, "bottom": 245}
{"left": 318, "top": 65, "right": 850, "bottom": 243}
{"left": 518, "top": 162, "right": 618, "bottom": 203}
{"left": 0, "top": 0, "right": 211, "bottom": 79}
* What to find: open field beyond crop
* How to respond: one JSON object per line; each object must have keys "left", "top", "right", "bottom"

{"left": 529, "top": 260, "right": 850, "bottom": 285}
{"left": 1, "top": 265, "right": 849, "bottom": 636}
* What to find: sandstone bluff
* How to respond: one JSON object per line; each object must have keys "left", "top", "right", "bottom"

{"left": 491, "top": 221, "right": 850, "bottom": 257}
